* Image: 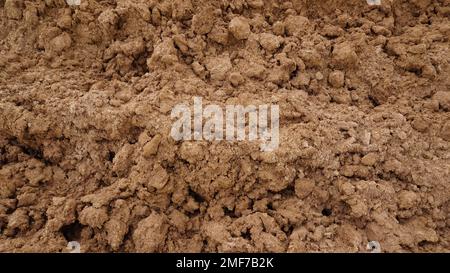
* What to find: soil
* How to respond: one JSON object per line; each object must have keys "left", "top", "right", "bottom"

{"left": 0, "top": 0, "right": 449, "bottom": 253}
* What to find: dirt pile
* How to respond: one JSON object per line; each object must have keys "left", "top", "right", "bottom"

{"left": 0, "top": 0, "right": 449, "bottom": 252}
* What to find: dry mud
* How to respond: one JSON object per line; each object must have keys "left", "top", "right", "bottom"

{"left": 0, "top": 0, "right": 449, "bottom": 252}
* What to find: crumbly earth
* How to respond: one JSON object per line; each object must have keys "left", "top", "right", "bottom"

{"left": 0, "top": 0, "right": 449, "bottom": 253}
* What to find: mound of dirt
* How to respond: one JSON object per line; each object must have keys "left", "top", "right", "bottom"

{"left": 0, "top": 0, "right": 449, "bottom": 252}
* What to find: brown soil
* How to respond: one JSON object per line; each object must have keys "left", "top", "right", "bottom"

{"left": 0, "top": 0, "right": 449, "bottom": 253}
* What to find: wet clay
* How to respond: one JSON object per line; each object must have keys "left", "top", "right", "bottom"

{"left": 0, "top": 0, "right": 449, "bottom": 252}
